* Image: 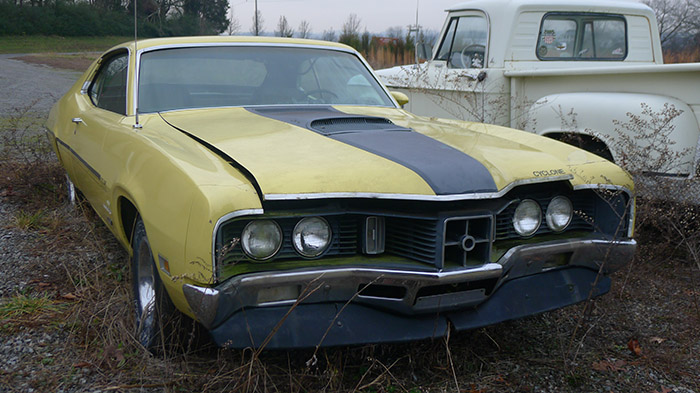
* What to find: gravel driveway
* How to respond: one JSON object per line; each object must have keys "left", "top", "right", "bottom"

{"left": 0, "top": 55, "right": 81, "bottom": 116}
{"left": 0, "top": 55, "right": 80, "bottom": 295}
{"left": 0, "top": 56, "right": 99, "bottom": 393}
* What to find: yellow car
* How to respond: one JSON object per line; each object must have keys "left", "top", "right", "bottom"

{"left": 46, "top": 36, "right": 636, "bottom": 350}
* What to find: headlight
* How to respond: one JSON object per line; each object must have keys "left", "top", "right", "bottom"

{"left": 546, "top": 196, "right": 573, "bottom": 232}
{"left": 513, "top": 199, "right": 542, "bottom": 237}
{"left": 241, "top": 220, "right": 282, "bottom": 260}
{"left": 293, "top": 217, "right": 332, "bottom": 257}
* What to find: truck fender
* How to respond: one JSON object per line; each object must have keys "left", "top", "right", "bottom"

{"left": 523, "top": 92, "right": 700, "bottom": 174}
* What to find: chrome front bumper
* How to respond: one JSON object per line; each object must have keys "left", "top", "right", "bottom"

{"left": 183, "top": 237, "right": 636, "bottom": 347}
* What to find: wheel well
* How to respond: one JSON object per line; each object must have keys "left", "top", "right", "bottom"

{"left": 545, "top": 132, "right": 615, "bottom": 162}
{"left": 119, "top": 197, "right": 139, "bottom": 245}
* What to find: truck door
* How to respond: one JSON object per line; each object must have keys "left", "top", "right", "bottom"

{"left": 412, "top": 11, "right": 508, "bottom": 124}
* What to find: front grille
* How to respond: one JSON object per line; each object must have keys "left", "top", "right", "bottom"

{"left": 217, "top": 185, "right": 613, "bottom": 274}
{"left": 385, "top": 214, "right": 493, "bottom": 268}
{"left": 385, "top": 217, "right": 439, "bottom": 265}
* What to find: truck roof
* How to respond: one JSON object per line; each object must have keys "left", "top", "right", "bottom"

{"left": 446, "top": 0, "right": 653, "bottom": 16}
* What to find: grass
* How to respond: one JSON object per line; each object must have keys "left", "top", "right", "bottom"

{"left": 0, "top": 35, "right": 132, "bottom": 54}
{"left": 0, "top": 292, "right": 64, "bottom": 319}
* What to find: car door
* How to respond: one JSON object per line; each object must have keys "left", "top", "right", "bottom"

{"left": 67, "top": 50, "right": 129, "bottom": 225}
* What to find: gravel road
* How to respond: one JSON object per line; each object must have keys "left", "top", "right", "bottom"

{"left": 0, "top": 56, "right": 99, "bottom": 393}
{"left": 0, "top": 55, "right": 81, "bottom": 116}
{"left": 1, "top": 56, "right": 78, "bottom": 294}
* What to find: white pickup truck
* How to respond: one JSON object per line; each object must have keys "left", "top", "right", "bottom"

{"left": 377, "top": 0, "right": 700, "bottom": 177}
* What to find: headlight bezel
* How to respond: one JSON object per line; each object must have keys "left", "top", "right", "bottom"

{"left": 240, "top": 219, "right": 284, "bottom": 261}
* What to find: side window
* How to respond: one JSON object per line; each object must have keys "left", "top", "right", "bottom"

{"left": 435, "top": 14, "right": 488, "bottom": 69}
{"left": 537, "top": 13, "right": 627, "bottom": 60}
{"left": 89, "top": 52, "right": 128, "bottom": 115}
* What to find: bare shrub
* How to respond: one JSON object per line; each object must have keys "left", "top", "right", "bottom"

{"left": 0, "top": 102, "right": 64, "bottom": 203}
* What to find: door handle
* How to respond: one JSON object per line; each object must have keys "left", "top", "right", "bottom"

{"left": 72, "top": 117, "right": 86, "bottom": 126}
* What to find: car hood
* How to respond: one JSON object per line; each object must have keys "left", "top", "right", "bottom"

{"left": 158, "top": 106, "right": 632, "bottom": 200}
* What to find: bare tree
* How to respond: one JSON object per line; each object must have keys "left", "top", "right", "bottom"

{"left": 341, "top": 13, "right": 361, "bottom": 38}
{"left": 385, "top": 26, "right": 404, "bottom": 39}
{"left": 227, "top": 6, "right": 241, "bottom": 35}
{"left": 322, "top": 28, "right": 337, "bottom": 42}
{"left": 643, "top": 0, "right": 700, "bottom": 45}
{"left": 250, "top": 9, "right": 264, "bottom": 36}
{"left": 297, "top": 20, "right": 312, "bottom": 38}
{"left": 275, "top": 15, "right": 294, "bottom": 37}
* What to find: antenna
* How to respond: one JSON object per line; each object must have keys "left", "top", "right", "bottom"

{"left": 133, "top": 0, "right": 142, "bottom": 129}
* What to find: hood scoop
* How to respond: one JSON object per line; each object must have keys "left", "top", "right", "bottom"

{"left": 248, "top": 106, "right": 411, "bottom": 136}
{"left": 310, "top": 117, "right": 410, "bottom": 135}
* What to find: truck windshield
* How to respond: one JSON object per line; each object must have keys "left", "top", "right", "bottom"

{"left": 537, "top": 13, "right": 627, "bottom": 60}
{"left": 435, "top": 14, "right": 488, "bottom": 69}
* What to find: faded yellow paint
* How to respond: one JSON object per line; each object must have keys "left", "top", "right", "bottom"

{"left": 45, "top": 37, "right": 635, "bottom": 319}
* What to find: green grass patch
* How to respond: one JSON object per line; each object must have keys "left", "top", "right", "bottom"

{"left": 0, "top": 35, "right": 132, "bottom": 54}
{"left": 0, "top": 292, "right": 65, "bottom": 320}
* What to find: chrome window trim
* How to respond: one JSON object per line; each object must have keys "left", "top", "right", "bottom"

{"left": 133, "top": 42, "right": 400, "bottom": 115}
{"left": 87, "top": 47, "right": 131, "bottom": 115}
{"left": 263, "top": 175, "right": 574, "bottom": 202}
{"left": 211, "top": 208, "right": 265, "bottom": 282}
{"left": 148, "top": 103, "right": 395, "bottom": 116}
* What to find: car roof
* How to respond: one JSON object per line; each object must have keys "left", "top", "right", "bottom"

{"left": 108, "top": 36, "right": 354, "bottom": 54}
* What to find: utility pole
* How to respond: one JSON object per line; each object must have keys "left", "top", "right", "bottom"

{"left": 254, "top": 0, "right": 259, "bottom": 36}
{"left": 407, "top": 0, "right": 421, "bottom": 64}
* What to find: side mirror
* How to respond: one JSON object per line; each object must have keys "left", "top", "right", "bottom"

{"left": 390, "top": 91, "right": 409, "bottom": 107}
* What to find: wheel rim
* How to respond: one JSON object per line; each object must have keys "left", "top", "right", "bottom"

{"left": 136, "top": 239, "right": 156, "bottom": 335}
{"left": 65, "top": 175, "right": 76, "bottom": 205}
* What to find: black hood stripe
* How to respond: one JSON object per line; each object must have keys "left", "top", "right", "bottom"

{"left": 247, "top": 106, "right": 497, "bottom": 195}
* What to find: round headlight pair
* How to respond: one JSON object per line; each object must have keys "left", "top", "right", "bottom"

{"left": 512, "top": 196, "right": 573, "bottom": 237}
{"left": 241, "top": 217, "right": 331, "bottom": 260}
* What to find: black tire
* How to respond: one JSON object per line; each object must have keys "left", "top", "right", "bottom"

{"left": 131, "top": 217, "right": 176, "bottom": 352}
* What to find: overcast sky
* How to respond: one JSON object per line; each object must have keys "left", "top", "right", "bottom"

{"left": 229, "top": 0, "right": 461, "bottom": 37}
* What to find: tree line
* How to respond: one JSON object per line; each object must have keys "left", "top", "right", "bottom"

{"left": 0, "top": 0, "right": 229, "bottom": 36}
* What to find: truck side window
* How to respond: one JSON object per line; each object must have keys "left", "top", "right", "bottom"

{"left": 435, "top": 15, "right": 488, "bottom": 69}
{"left": 537, "top": 13, "right": 627, "bottom": 60}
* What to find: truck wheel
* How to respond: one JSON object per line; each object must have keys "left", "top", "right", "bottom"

{"left": 552, "top": 133, "right": 615, "bottom": 162}
{"left": 131, "top": 217, "right": 175, "bottom": 352}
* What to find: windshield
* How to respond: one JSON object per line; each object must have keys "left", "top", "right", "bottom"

{"left": 138, "top": 46, "right": 394, "bottom": 113}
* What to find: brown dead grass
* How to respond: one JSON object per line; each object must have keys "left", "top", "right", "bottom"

{"left": 12, "top": 53, "right": 97, "bottom": 72}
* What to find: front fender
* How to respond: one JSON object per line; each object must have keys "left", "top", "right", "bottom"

{"left": 525, "top": 92, "right": 700, "bottom": 175}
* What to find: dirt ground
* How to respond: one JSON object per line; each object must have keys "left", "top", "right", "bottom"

{"left": 0, "top": 55, "right": 698, "bottom": 393}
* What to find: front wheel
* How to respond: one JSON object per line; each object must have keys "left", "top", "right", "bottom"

{"left": 131, "top": 218, "right": 175, "bottom": 351}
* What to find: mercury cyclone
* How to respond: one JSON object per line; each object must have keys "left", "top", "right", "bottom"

{"left": 46, "top": 36, "right": 636, "bottom": 350}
